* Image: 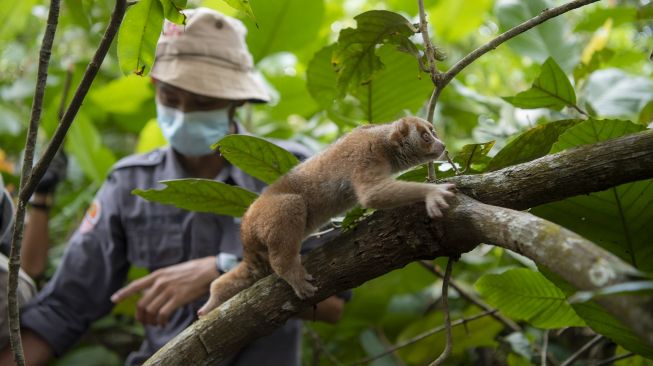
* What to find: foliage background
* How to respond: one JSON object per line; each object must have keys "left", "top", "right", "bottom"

{"left": 0, "top": 0, "right": 652, "bottom": 364}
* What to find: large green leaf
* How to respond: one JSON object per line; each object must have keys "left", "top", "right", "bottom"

{"left": 503, "top": 58, "right": 577, "bottom": 111}
{"left": 584, "top": 69, "right": 653, "bottom": 120}
{"left": 353, "top": 45, "right": 434, "bottom": 123}
{"left": 475, "top": 268, "right": 585, "bottom": 328}
{"left": 486, "top": 119, "right": 582, "bottom": 171}
{"left": 65, "top": 112, "right": 116, "bottom": 185}
{"left": 89, "top": 75, "right": 154, "bottom": 115}
{"left": 533, "top": 119, "right": 652, "bottom": 270}
{"left": 541, "top": 269, "right": 653, "bottom": 358}
{"left": 429, "top": 0, "right": 493, "bottom": 42}
{"left": 133, "top": 179, "right": 257, "bottom": 217}
{"left": 117, "top": 0, "right": 164, "bottom": 75}
{"left": 332, "top": 10, "right": 418, "bottom": 96}
{"left": 245, "top": 0, "right": 324, "bottom": 62}
{"left": 306, "top": 44, "right": 338, "bottom": 109}
{"left": 494, "top": 0, "right": 579, "bottom": 72}
{"left": 214, "top": 135, "right": 299, "bottom": 184}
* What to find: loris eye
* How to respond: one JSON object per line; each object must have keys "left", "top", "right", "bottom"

{"left": 421, "top": 132, "right": 432, "bottom": 142}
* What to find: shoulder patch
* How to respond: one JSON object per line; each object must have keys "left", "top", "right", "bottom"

{"left": 112, "top": 148, "right": 165, "bottom": 171}
{"left": 79, "top": 199, "right": 101, "bottom": 234}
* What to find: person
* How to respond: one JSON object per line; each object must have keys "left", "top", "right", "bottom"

{"left": 0, "top": 8, "right": 345, "bottom": 366}
{"left": 0, "top": 175, "right": 38, "bottom": 350}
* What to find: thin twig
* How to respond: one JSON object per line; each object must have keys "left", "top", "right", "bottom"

{"left": 559, "top": 335, "right": 603, "bottom": 366}
{"left": 7, "top": 1, "right": 60, "bottom": 364}
{"left": 595, "top": 352, "right": 635, "bottom": 366}
{"left": 433, "top": 0, "right": 602, "bottom": 106}
{"left": 570, "top": 103, "right": 589, "bottom": 117}
{"left": 417, "top": 0, "right": 440, "bottom": 83}
{"left": 349, "top": 310, "right": 497, "bottom": 365}
{"left": 19, "top": 0, "right": 127, "bottom": 203}
{"left": 429, "top": 258, "right": 454, "bottom": 366}
{"left": 305, "top": 326, "right": 342, "bottom": 366}
{"left": 375, "top": 327, "right": 407, "bottom": 366}
{"left": 418, "top": 261, "right": 521, "bottom": 331}
{"left": 541, "top": 330, "right": 549, "bottom": 366}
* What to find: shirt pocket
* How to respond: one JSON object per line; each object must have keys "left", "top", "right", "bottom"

{"left": 125, "top": 222, "right": 184, "bottom": 269}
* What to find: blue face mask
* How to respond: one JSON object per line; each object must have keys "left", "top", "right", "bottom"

{"left": 156, "top": 102, "right": 231, "bottom": 156}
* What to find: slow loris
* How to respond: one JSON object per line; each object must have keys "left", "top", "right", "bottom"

{"left": 197, "top": 116, "right": 456, "bottom": 316}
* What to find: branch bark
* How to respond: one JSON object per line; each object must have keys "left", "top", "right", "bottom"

{"left": 7, "top": 0, "right": 127, "bottom": 363}
{"left": 144, "top": 129, "right": 653, "bottom": 366}
{"left": 7, "top": 1, "right": 60, "bottom": 364}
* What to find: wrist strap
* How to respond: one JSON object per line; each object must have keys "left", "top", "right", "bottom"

{"left": 216, "top": 252, "right": 240, "bottom": 274}
{"left": 28, "top": 201, "right": 51, "bottom": 212}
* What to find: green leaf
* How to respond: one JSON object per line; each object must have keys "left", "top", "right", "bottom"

{"left": 533, "top": 120, "right": 652, "bottom": 271}
{"left": 260, "top": 74, "right": 319, "bottom": 121}
{"left": 486, "top": 119, "right": 582, "bottom": 171}
{"left": 396, "top": 306, "right": 504, "bottom": 364}
{"left": 89, "top": 75, "right": 154, "bottom": 115}
{"left": 135, "top": 118, "right": 167, "bottom": 153}
{"left": 574, "top": 6, "right": 637, "bottom": 32}
{"left": 65, "top": 112, "right": 116, "bottom": 185}
{"left": 503, "top": 57, "right": 576, "bottom": 111}
{"left": 117, "top": 0, "right": 164, "bottom": 75}
{"left": 332, "top": 10, "right": 418, "bottom": 96}
{"left": 159, "top": 0, "right": 186, "bottom": 24}
{"left": 475, "top": 268, "right": 585, "bottom": 328}
{"left": 584, "top": 69, "right": 653, "bottom": 119}
{"left": 353, "top": 45, "right": 434, "bottom": 123}
{"left": 0, "top": 0, "right": 38, "bottom": 42}
{"left": 245, "top": 0, "right": 324, "bottom": 62}
{"left": 494, "top": 0, "right": 579, "bottom": 72}
{"left": 569, "top": 281, "right": 653, "bottom": 304}
{"left": 306, "top": 44, "right": 338, "bottom": 109}
{"left": 429, "top": 0, "right": 493, "bottom": 42}
{"left": 542, "top": 269, "right": 653, "bottom": 358}
{"left": 133, "top": 179, "right": 257, "bottom": 217}
{"left": 222, "top": 0, "right": 256, "bottom": 24}
{"left": 453, "top": 141, "right": 495, "bottom": 171}
{"left": 214, "top": 135, "right": 299, "bottom": 184}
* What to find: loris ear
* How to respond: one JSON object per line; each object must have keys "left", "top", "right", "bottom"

{"left": 390, "top": 118, "right": 410, "bottom": 147}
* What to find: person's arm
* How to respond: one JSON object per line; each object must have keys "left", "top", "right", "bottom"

{"left": 299, "top": 295, "right": 345, "bottom": 324}
{"left": 0, "top": 329, "right": 54, "bottom": 366}
{"left": 8, "top": 172, "right": 130, "bottom": 361}
{"left": 21, "top": 193, "right": 51, "bottom": 279}
{"left": 111, "top": 256, "right": 219, "bottom": 326}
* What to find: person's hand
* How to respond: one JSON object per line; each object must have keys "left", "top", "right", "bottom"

{"left": 111, "top": 256, "right": 218, "bottom": 326}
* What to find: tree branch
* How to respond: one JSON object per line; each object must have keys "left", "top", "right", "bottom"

{"left": 144, "top": 130, "right": 653, "bottom": 365}
{"left": 8, "top": 1, "right": 127, "bottom": 363}
{"left": 7, "top": 1, "right": 60, "bottom": 364}
{"left": 18, "top": 0, "right": 127, "bottom": 203}
{"left": 447, "top": 129, "right": 653, "bottom": 210}
{"left": 439, "top": 0, "right": 601, "bottom": 89}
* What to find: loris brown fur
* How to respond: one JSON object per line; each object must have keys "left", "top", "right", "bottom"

{"left": 198, "top": 116, "right": 456, "bottom": 316}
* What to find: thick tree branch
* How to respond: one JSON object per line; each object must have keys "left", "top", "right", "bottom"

{"left": 447, "top": 129, "right": 653, "bottom": 210}
{"left": 145, "top": 130, "right": 653, "bottom": 365}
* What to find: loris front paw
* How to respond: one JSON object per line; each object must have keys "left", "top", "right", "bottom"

{"left": 425, "top": 183, "right": 456, "bottom": 218}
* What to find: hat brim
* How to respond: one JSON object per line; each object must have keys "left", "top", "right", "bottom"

{"left": 151, "top": 58, "right": 270, "bottom": 103}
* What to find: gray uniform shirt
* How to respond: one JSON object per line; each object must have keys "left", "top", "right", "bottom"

{"left": 22, "top": 138, "right": 316, "bottom": 365}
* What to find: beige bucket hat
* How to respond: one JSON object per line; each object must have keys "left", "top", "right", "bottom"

{"left": 151, "top": 7, "right": 270, "bottom": 103}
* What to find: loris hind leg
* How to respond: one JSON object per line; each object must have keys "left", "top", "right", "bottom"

{"left": 198, "top": 261, "right": 257, "bottom": 317}
{"left": 263, "top": 195, "right": 317, "bottom": 299}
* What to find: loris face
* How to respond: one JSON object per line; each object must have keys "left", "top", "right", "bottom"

{"left": 391, "top": 117, "right": 446, "bottom": 165}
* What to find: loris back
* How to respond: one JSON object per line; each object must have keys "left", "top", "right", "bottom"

{"left": 198, "top": 117, "right": 455, "bottom": 316}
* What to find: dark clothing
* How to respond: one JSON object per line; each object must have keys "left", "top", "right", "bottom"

{"left": 22, "top": 138, "right": 315, "bottom": 365}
